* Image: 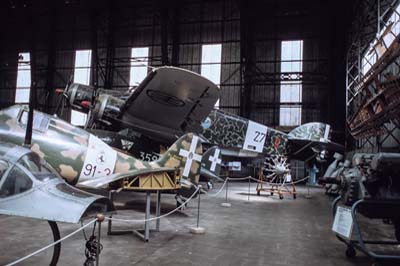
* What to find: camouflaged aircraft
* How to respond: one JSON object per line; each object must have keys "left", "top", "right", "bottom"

{"left": 60, "top": 66, "right": 342, "bottom": 169}
{"left": 0, "top": 141, "right": 114, "bottom": 223}
{"left": 0, "top": 141, "right": 115, "bottom": 266}
{"left": 0, "top": 105, "right": 204, "bottom": 194}
{"left": 89, "top": 129, "right": 223, "bottom": 184}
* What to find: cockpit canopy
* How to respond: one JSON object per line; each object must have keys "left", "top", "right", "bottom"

{"left": 0, "top": 143, "right": 60, "bottom": 198}
{"left": 0, "top": 142, "right": 115, "bottom": 223}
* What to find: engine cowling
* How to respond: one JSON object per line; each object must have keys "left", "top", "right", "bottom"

{"left": 92, "top": 94, "right": 124, "bottom": 125}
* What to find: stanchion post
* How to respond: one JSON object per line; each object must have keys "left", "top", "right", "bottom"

{"left": 196, "top": 188, "right": 201, "bottom": 228}
{"left": 96, "top": 214, "right": 105, "bottom": 266}
{"left": 107, "top": 190, "right": 114, "bottom": 235}
{"left": 248, "top": 177, "right": 251, "bottom": 201}
{"left": 226, "top": 179, "right": 229, "bottom": 202}
{"left": 190, "top": 186, "right": 205, "bottom": 234}
{"left": 221, "top": 178, "right": 231, "bottom": 207}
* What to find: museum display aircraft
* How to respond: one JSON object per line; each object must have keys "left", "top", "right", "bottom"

{"left": 0, "top": 141, "right": 115, "bottom": 266}
{"left": 88, "top": 129, "right": 223, "bottom": 186}
{"left": 59, "top": 66, "right": 343, "bottom": 169}
{"left": 0, "top": 141, "right": 114, "bottom": 223}
{"left": 0, "top": 105, "right": 204, "bottom": 194}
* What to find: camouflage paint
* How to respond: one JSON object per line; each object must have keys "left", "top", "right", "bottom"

{"left": 287, "top": 122, "right": 330, "bottom": 142}
{"left": 201, "top": 109, "right": 289, "bottom": 155}
{"left": 0, "top": 105, "right": 202, "bottom": 186}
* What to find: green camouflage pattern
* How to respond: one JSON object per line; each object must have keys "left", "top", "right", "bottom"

{"left": 62, "top": 79, "right": 335, "bottom": 159}
{"left": 60, "top": 68, "right": 336, "bottom": 161}
{"left": 0, "top": 105, "right": 202, "bottom": 186}
{"left": 287, "top": 122, "right": 330, "bottom": 142}
{"left": 200, "top": 109, "right": 289, "bottom": 155}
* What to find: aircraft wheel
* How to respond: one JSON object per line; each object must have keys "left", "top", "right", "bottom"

{"left": 293, "top": 194, "right": 297, "bottom": 199}
{"left": 270, "top": 192, "right": 274, "bottom": 196}
{"left": 48, "top": 221, "right": 61, "bottom": 266}
{"left": 279, "top": 195, "right": 284, "bottom": 200}
{"left": 257, "top": 190, "right": 260, "bottom": 196}
{"left": 345, "top": 246, "right": 356, "bottom": 258}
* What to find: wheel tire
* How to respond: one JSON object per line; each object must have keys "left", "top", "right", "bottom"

{"left": 345, "top": 246, "right": 356, "bottom": 258}
{"left": 279, "top": 195, "right": 283, "bottom": 200}
{"left": 293, "top": 194, "right": 297, "bottom": 199}
{"left": 270, "top": 192, "right": 274, "bottom": 196}
{"left": 48, "top": 221, "right": 61, "bottom": 266}
{"left": 257, "top": 190, "right": 260, "bottom": 196}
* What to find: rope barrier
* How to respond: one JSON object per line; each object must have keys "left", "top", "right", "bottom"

{"left": 205, "top": 175, "right": 310, "bottom": 197}
{"left": 6, "top": 218, "right": 98, "bottom": 266}
{"left": 205, "top": 177, "right": 229, "bottom": 197}
{"left": 105, "top": 186, "right": 200, "bottom": 223}
{"left": 247, "top": 175, "right": 310, "bottom": 185}
{"left": 6, "top": 174, "right": 313, "bottom": 265}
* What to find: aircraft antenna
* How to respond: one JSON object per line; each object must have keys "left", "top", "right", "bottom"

{"left": 24, "top": 19, "right": 37, "bottom": 146}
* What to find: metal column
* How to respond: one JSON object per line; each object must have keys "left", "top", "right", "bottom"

{"left": 144, "top": 191, "right": 151, "bottom": 242}
{"left": 155, "top": 191, "right": 161, "bottom": 232}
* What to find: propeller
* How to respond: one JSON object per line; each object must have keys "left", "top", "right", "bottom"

{"left": 263, "top": 155, "right": 290, "bottom": 183}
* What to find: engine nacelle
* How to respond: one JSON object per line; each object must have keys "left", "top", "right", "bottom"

{"left": 65, "top": 83, "right": 95, "bottom": 112}
{"left": 92, "top": 94, "right": 124, "bottom": 125}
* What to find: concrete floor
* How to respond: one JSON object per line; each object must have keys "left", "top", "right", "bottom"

{"left": 0, "top": 182, "right": 399, "bottom": 266}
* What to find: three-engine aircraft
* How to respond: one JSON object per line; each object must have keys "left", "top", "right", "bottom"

{"left": 60, "top": 66, "right": 343, "bottom": 175}
{"left": 0, "top": 105, "right": 203, "bottom": 193}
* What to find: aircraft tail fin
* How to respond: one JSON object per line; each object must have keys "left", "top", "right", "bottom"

{"left": 152, "top": 133, "right": 203, "bottom": 184}
{"left": 288, "top": 122, "right": 331, "bottom": 142}
{"left": 200, "top": 146, "right": 223, "bottom": 182}
{"left": 288, "top": 123, "right": 344, "bottom": 161}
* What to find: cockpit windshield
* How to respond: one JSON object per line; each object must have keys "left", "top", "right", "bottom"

{"left": 0, "top": 164, "right": 32, "bottom": 198}
{"left": 18, "top": 153, "right": 57, "bottom": 181}
{"left": 0, "top": 160, "right": 9, "bottom": 182}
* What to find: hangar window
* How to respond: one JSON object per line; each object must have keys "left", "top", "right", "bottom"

{"left": 129, "top": 47, "right": 149, "bottom": 89}
{"left": 279, "top": 40, "right": 303, "bottom": 126}
{"left": 15, "top": 52, "right": 31, "bottom": 103}
{"left": 201, "top": 44, "right": 222, "bottom": 109}
{"left": 71, "top": 50, "right": 92, "bottom": 126}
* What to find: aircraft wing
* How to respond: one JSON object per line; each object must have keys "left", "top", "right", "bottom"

{"left": 119, "top": 67, "right": 221, "bottom": 141}
{"left": 78, "top": 167, "right": 177, "bottom": 188}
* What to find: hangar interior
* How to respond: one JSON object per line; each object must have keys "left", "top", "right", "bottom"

{"left": 0, "top": 0, "right": 400, "bottom": 265}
